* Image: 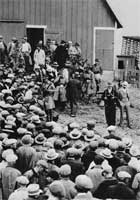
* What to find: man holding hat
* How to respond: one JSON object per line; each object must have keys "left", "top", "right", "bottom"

{"left": 102, "top": 81, "right": 118, "bottom": 126}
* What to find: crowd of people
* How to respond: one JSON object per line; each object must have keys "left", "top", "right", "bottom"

{"left": 0, "top": 35, "right": 137, "bottom": 200}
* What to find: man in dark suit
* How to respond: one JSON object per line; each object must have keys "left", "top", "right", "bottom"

{"left": 102, "top": 81, "right": 118, "bottom": 126}
{"left": 54, "top": 40, "right": 68, "bottom": 69}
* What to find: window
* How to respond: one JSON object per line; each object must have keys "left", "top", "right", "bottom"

{"left": 118, "top": 60, "right": 124, "bottom": 69}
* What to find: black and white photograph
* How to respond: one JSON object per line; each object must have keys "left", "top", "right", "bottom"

{"left": 0, "top": 0, "right": 139, "bottom": 199}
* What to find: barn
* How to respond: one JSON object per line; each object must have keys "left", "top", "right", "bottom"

{"left": 0, "top": 0, "right": 122, "bottom": 74}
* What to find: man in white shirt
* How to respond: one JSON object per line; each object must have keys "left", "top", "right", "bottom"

{"left": 34, "top": 43, "right": 45, "bottom": 67}
{"left": 21, "top": 37, "right": 32, "bottom": 73}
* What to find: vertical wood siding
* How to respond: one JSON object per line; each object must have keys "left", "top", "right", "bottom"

{"left": 0, "top": 0, "right": 116, "bottom": 63}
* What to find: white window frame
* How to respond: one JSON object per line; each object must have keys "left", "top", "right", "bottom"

{"left": 26, "top": 25, "right": 47, "bottom": 44}
{"left": 93, "top": 26, "right": 116, "bottom": 70}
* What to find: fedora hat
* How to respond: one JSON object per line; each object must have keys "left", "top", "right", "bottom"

{"left": 84, "top": 130, "right": 95, "bottom": 142}
{"left": 69, "top": 129, "right": 81, "bottom": 140}
{"left": 100, "top": 148, "right": 113, "bottom": 159}
{"left": 35, "top": 133, "right": 46, "bottom": 145}
{"left": 27, "top": 184, "right": 42, "bottom": 197}
{"left": 45, "top": 149, "right": 58, "bottom": 160}
{"left": 69, "top": 122, "right": 80, "bottom": 129}
{"left": 21, "top": 135, "right": 34, "bottom": 146}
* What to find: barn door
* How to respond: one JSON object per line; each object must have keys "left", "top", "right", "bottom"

{"left": 95, "top": 29, "right": 114, "bottom": 71}
{"left": 0, "top": 22, "right": 25, "bottom": 43}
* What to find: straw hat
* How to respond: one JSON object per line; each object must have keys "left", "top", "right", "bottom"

{"left": 84, "top": 130, "right": 95, "bottom": 142}
{"left": 45, "top": 149, "right": 58, "bottom": 160}
{"left": 35, "top": 133, "right": 46, "bottom": 145}
{"left": 27, "top": 184, "right": 42, "bottom": 196}
{"left": 100, "top": 148, "right": 113, "bottom": 159}
{"left": 69, "top": 129, "right": 81, "bottom": 140}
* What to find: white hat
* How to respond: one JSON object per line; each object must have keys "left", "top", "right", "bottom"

{"left": 84, "top": 130, "right": 95, "bottom": 142}
{"left": 5, "top": 154, "right": 18, "bottom": 163}
{"left": 69, "top": 129, "right": 81, "bottom": 140}
{"left": 75, "top": 175, "right": 93, "bottom": 189}
{"left": 100, "top": 148, "right": 113, "bottom": 159}
{"left": 107, "top": 126, "right": 116, "bottom": 132}
{"left": 27, "top": 184, "right": 42, "bottom": 196}
{"left": 69, "top": 122, "right": 80, "bottom": 129}
{"left": 16, "top": 176, "right": 29, "bottom": 185}
{"left": 45, "top": 149, "right": 58, "bottom": 160}
{"left": 117, "top": 171, "right": 131, "bottom": 179}
{"left": 2, "top": 149, "right": 14, "bottom": 159}
{"left": 129, "top": 145, "right": 140, "bottom": 157}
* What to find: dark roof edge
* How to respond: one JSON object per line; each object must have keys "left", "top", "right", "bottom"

{"left": 105, "top": 0, "right": 123, "bottom": 29}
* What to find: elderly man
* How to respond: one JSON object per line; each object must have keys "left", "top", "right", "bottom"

{"left": 0, "top": 154, "right": 21, "bottom": 200}
{"left": 118, "top": 81, "right": 131, "bottom": 128}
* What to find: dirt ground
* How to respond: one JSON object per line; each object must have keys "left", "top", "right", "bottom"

{"left": 58, "top": 84, "right": 140, "bottom": 145}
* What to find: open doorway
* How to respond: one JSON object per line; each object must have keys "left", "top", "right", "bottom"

{"left": 26, "top": 25, "right": 47, "bottom": 60}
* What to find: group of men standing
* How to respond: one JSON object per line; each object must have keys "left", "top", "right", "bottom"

{"left": 102, "top": 80, "right": 131, "bottom": 128}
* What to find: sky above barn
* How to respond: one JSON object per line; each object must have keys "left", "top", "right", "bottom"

{"left": 107, "top": 0, "right": 140, "bottom": 54}
{"left": 107, "top": 0, "right": 140, "bottom": 35}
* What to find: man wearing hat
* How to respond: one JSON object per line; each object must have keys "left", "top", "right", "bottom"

{"left": 24, "top": 160, "right": 48, "bottom": 190}
{"left": 54, "top": 40, "right": 68, "bottom": 69}
{"left": 0, "top": 154, "right": 21, "bottom": 200}
{"left": 92, "top": 58, "right": 103, "bottom": 94}
{"left": 21, "top": 36, "right": 32, "bottom": 73}
{"left": 102, "top": 81, "right": 118, "bottom": 126}
{"left": 86, "top": 155, "right": 105, "bottom": 193}
{"left": 61, "top": 148, "right": 84, "bottom": 181}
{"left": 81, "top": 141, "right": 98, "bottom": 171}
{"left": 66, "top": 72, "right": 81, "bottom": 117}
{"left": 118, "top": 81, "right": 131, "bottom": 128}
{"left": 0, "top": 35, "right": 7, "bottom": 65}
{"left": 59, "top": 164, "right": 77, "bottom": 200}
{"left": 73, "top": 175, "right": 94, "bottom": 200}
{"left": 16, "top": 135, "right": 37, "bottom": 173}
{"left": 27, "top": 184, "right": 42, "bottom": 200}
{"left": 8, "top": 176, "right": 29, "bottom": 200}
{"left": 108, "top": 171, "right": 135, "bottom": 199}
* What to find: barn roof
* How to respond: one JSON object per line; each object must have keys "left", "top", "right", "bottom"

{"left": 105, "top": 0, "right": 123, "bottom": 28}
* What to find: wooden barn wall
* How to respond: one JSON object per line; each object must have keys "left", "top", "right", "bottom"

{"left": 0, "top": 0, "right": 116, "bottom": 62}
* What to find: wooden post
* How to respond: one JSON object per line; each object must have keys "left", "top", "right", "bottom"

{"left": 124, "top": 59, "right": 128, "bottom": 81}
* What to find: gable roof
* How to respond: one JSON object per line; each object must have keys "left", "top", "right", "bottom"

{"left": 105, "top": 0, "right": 123, "bottom": 28}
